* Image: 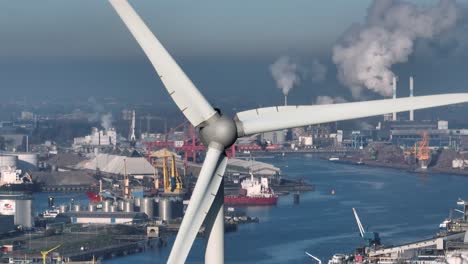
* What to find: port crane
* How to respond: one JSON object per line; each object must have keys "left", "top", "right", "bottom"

{"left": 41, "top": 244, "right": 61, "bottom": 264}
{"left": 352, "top": 208, "right": 380, "bottom": 247}
{"left": 149, "top": 149, "right": 184, "bottom": 194}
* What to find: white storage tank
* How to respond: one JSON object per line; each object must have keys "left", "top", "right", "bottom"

{"left": 103, "top": 200, "right": 112, "bottom": 212}
{"left": 141, "top": 198, "right": 154, "bottom": 219}
{"left": 124, "top": 200, "right": 134, "bottom": 213}
{"left": 0, "top": 193, "right": 33, "bottom": 229}
{"left": 59, "top": 204, "right": 68, "bottom": 213}
{"left": 73, "top": 205, "right": 82, "bottom": 212}
{"left": 158, "top": 198, "right": 172, "bottom": 221}
{"left": 0, "top": 155, "right": 17, "bottom": 168}
{"left": 16, "top": 153, "right": 38, "bottom": 172}
{"left": 88, "top": 204, "right": 96, "bottom": 212}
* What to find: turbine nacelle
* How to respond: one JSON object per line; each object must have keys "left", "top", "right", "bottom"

{"left": 199, "top": 113, "right": 238, "bottom": 149}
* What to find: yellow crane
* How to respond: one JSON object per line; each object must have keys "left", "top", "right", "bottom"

{"left": 149, "top": 149, "right": 183, "bottom": 194}
{"left": 41, "top": 244, "right": 61, "bottom": 264}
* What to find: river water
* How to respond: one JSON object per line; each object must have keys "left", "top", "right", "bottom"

{"left": 35, "top": 154, "right": 468, "bottom": 263}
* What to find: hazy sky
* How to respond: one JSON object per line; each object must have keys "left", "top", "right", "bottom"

{"left": 1, "top": 0, "right": 468, "bottom": 115}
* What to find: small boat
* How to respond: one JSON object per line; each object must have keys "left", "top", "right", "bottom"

{"left": 329, "top": 157, "right": 340, "bottom": 161}
{"left": 42, "top": 207, "right": 60, "bottom": 218}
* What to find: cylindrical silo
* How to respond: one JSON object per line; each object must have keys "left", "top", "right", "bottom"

{"left": 73, "top": 205, "right": 81, "bottom": 212}
{"left": 158, "top": 198, "right": 172, "bottom": 221}
{"left": 16, "top": 153, "right": 38, "bottom": 172}
{"left": 110, "top": 205, "right": 116, "bottom": 212}
{"left": 141, "top": 198, "right": 154, "bottom": 219}
{"left": 103, "top": 200, "right": 112, "bottom": 212}
{"left": 88, "top": 204, "right": 96, "bottom": 212}
{"left": 118, "top": 200, "right": 125, "bottom": 211}
{"left": 171, "top": 199, "right": 184, "bottom": 219}
{"left": 134, "top": 197, "right": 141, "bottom": 207}
{"left": 0, "top": 155, "right": 17, "bottom": 168}
{"left": 124, "top": 200, "right": 134, "bottom": 213}
{"left": 59, "top": 204, "right": 68, "bottom": 213}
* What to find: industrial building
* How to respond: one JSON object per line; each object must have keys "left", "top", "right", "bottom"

{"left": 73, "top": 127, "right": 117, "bottom": 150}
{"left": 225, "top": 159, "right": 281, "bottom": 177}
{"left": 382, "top": 120, "right": 468, "bottom": 149}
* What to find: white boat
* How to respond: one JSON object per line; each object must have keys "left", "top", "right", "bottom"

{"left": 329, "top": 157, "right": 340, "bottom": 161}
{"left": 328, "top": 254, "right": 348, "bottom": 264}
{"left": 42, "top": 208, "right": 60, "bottom": 218}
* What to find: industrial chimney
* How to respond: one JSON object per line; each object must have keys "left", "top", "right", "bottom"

{"left": 409, "top": 76, "right": 414, "bottom": 121}
{"left": 130, "top": 110, "right": 136, "bottom": 142}
{"left": 392, "top": 76, "right": 397, "bottom": 121}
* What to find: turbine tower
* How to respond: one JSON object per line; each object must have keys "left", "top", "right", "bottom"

{"left": 109, "top": 1, "right": 468, "bottom": 262}
{"left": 393, "top": 76, "right": 397, "bottom": 121}
{"left": 410, "top": 76, "right": 414, "bottom": 121}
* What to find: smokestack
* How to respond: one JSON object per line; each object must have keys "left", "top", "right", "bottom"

{"left": 410, "top": 76, "right": 414, "bottom": 121}
{"left": 284, "top": 95, "right": 288, "bottom": 106}
{"left": 130, "top": 110, "right": 136, "bottom": 141}
{"left": 392, "top": 76, "right": 397, "bottom": 121}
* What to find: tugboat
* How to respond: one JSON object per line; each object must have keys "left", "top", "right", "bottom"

{"left": 225, "top": 173, "right": 278, "bottom": 206}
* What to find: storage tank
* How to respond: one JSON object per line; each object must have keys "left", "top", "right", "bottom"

{"left": 158, "top": 198, "right": 172, "bottom": 221}
{"left": 0, "top": 155, "right": 17, "bottom": 168}
{"left": 118, "top": 200, "right": 125, "bottom": 211}
{"left": 124, "top": 200, "right": 134, "bottom": 213}
{"left": 73, "top": 205, "right": 81, "bottom": 212}
{"left": 59, "top": 204, "right": 68, "bottom": 213}
{"left": 16, "top": 153, "right": 38, "bottom": 172}
{"left": 0, "top": 193, "right": 33, "bottom": 229}
{"left": 110, "top": 205, "right": 116, "bottom": 212}
{"left": 103, "top": 200, "right": 112, "bottom": 212}
{"left": 171, "top": 199, "right": 184, "bottom": 219}
{"left": 88, "top": 204, "right": 96, "bottom": 212}
{"left": 15, "top": 199, "right": 33, "bottom": 229}
{"left": 134, "top": 197, "right": 141, "bottom": 208}
{"left": 141, "top": 198, "right": 154, "bottom": 219}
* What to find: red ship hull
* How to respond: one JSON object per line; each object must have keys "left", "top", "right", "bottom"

{"left": 224, "top": 195, "right": 278, "bottom": 206}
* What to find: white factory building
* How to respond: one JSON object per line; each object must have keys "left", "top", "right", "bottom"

{"left": 73, "top": 127, "right": 117, "bottom": 149}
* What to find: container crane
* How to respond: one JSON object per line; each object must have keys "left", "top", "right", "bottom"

{"left": 41, "top": 244, "right": 61, "bottom": 264}
{"left": 352, "top": 208, "right": 380, "bottom": 247}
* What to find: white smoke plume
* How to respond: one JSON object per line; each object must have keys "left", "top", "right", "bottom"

{"left": 358, "top": 121, "right": 375, "bottom": 130}
{"left": 333, "top": 0, "right": 460, "bottom": 98}
{"left": 310, "top": 59, "right": 327, "bottom": 82}
{"left": 315, "top": 96, "right": 347, "bottom": 105}
{"left": 101, "top": 113, "right": 113, "bottom": 130}
{"left": 270, "top": 56, "right": 301, "bottom": 96}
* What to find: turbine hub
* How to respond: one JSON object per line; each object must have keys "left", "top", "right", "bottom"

{"left": 199, "top": 114, "right": 237, "bottom": 149}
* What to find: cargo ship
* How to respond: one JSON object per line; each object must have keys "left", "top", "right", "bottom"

{"left": 0, "top": 166, "right": 37, "bottom": 193}
{"left": 225, "top": 173, "right": 278, "bottom": 206}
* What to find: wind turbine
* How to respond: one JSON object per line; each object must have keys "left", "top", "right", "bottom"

{"left": 109, "top": 1, "right": 468, "bottom": 263}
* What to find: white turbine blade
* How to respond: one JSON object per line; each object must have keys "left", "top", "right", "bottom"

{"left": 168, "top": 146, "right": 228, "bottom": 264}
{"left": 109, "top": 0, "right": 216, "bottom": 127}
{"left": 236, "top": 93, "right": 468, "bottom": 136}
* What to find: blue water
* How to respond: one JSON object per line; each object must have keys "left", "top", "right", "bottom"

{"left": 34, "top": 155, "right": 468, "bottom": 263}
